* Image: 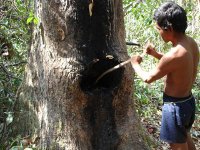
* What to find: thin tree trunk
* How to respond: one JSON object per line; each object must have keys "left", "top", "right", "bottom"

{"left": 12, "top": 0, "right": 150, "bottom": 149}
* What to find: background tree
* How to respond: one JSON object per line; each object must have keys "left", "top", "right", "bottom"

{"left": 10, "top": 0, "right": 150, "bottom": 149}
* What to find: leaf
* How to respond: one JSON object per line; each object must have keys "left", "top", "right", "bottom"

{"left": 29, "top": 11, "right": 34, "bottom": 17}
{"left": 16, "top": 0, "right": 22, "bottom": 6}
{"left": 33, "top": 17, "right": 39, "bottom": 25}
{"left": 27, "top": 17, "right": 34, "bottom": 24}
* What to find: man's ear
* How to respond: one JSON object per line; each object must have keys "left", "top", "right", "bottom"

{"left": 168, "top": 25, "right": 173, "bottom": 32}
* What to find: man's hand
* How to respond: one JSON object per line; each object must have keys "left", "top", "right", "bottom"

{"left": 130, "top": 55, "right": 149, "bottom": 83}
{"left": 144, "top": 42, "right": 156, "bottom": 56}
{"left": 131, "top": 55, "right": 143, "bottom": 65}
{"left": 144, "top": 42, "right": 163, "bottom": 60}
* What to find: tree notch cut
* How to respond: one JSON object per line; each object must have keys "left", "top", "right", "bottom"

{"left": 80, "top": 58, "right": 124, "bottom": 91}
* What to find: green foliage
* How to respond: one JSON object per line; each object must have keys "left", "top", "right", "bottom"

{"left": 124, "top": 0, "right": 167, "bottom": 117}
{"left": 0, "top": 0, "right": 33, "bottom": 147}
{"left": 27, "top": 11, "right": 39, "bottom": 25}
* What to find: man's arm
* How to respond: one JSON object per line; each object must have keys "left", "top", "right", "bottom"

{"left": 132, "top": 63, "right": 165, "bottom": 84}
{"left": 131, "top": 54, "right": 176, "bottom": 84}
{"left": 145, "top": 43, "right": 164, "bottom": 60}
{"left": 153, "top": 52, "right": 164, "bottom": 60}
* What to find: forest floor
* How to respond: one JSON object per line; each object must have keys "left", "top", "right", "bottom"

{"left": 140, "top": 107, "right": 200, "bottom": 150}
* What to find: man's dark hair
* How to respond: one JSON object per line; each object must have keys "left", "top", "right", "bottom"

{"left": 153, "top": 1, "right": 187, "bottom": 33}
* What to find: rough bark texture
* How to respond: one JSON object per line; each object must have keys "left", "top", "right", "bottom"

{"left": 12, "top": 0, "right": 150, "bottom": 149}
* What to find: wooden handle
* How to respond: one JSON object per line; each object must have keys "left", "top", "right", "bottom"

{"left": 95, "top": 53, "right": 145, "bottom": 84}
{"left": 95, "top": 58, "right": 132, "bottom": 84}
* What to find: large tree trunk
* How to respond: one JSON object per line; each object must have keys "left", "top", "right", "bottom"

{"left": 12, "top": 0, "right": 150, "bottom": 149}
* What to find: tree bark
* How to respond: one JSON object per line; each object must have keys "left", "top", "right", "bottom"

{"left": 12, "top": 0, "right": 150, "bottom": 149}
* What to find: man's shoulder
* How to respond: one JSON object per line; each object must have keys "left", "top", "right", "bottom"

{"left": 167, "top": 45, "right": 188, "bottom": 58}
{"left": 159, "top": 48, "right": 182, "bottom": 67}
{"left": 162, "top": 49, "right": 177, "bottom": 60}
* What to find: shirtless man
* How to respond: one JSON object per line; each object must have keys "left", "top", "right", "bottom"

{"left": 131, "top": 2, "right": 199, "bottom": 150}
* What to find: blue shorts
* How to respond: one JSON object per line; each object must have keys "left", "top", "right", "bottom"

{"left": 160, "top": 93, "right": 195, "bottom": 143}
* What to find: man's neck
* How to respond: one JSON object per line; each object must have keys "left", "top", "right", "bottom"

{"left": 171, "top": 32, "right": 186, "bottom": 47}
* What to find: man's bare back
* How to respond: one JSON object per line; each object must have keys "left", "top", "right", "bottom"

{"left": 164, "top": 36, "right": 199, "bottom": 97}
